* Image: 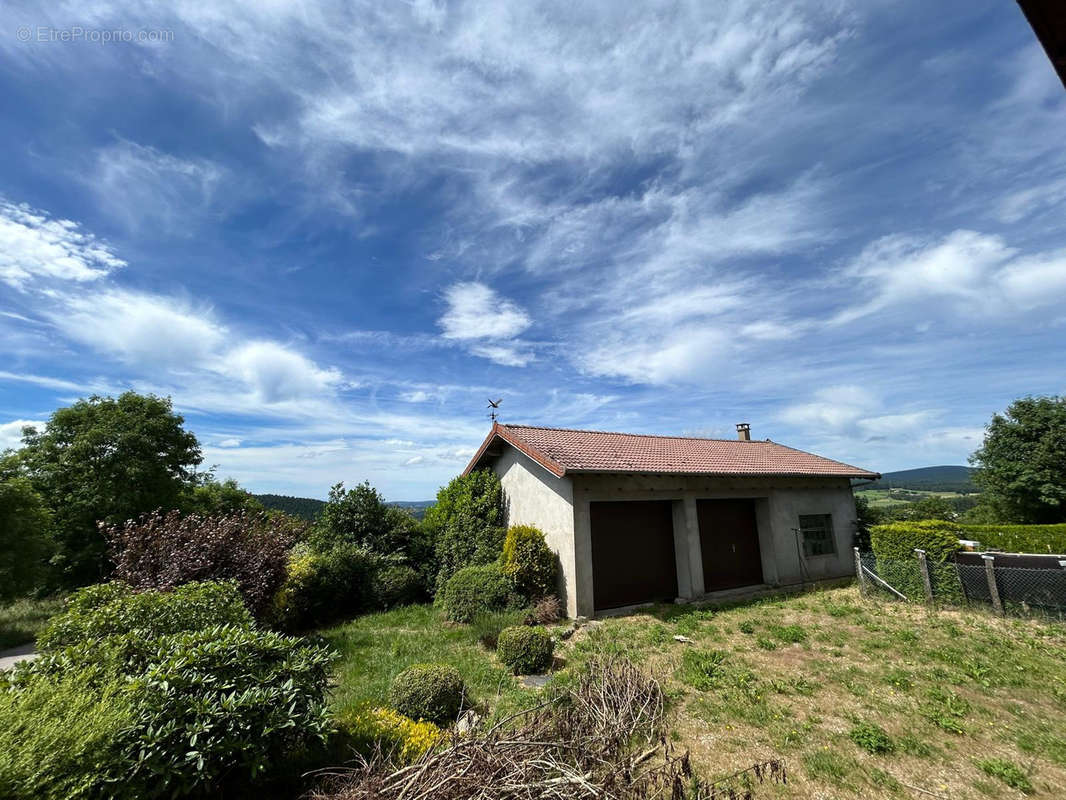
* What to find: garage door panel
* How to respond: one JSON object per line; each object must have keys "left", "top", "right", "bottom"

{"left": 590, "top": 500, "right": 678, "bottom": 611}
{"left": 698, "top": 499, "right": 763, "bottom": 592}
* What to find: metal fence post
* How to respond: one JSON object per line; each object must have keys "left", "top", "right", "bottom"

{"left": 982, "top": 554, "right": 1003, "bottom": 615}
{"left": 854, "top": 547, "right": 867, "bottom": 594}
{"left": 914, "top": 549, "right": 934, "bottom": 603}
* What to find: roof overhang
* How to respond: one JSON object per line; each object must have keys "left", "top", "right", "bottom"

{"left": 463, "top": 422, "right": 567, "bottom": 478}
{"left": 1017, "top": 0, "right": 1066, "bottom": 89}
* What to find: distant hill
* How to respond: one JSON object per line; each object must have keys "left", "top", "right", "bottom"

{"left": 856, "top": 466, "right": 977, "bottom": 493}
{"left": 253, "top": 494, "right": 435, "bottom": 522}
{"left": 254, "top": 494, "right": 326, "bottom": 521}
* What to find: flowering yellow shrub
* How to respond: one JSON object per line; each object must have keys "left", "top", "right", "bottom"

{"left": 335, "top": 706, "right": 443, "bottom": 764}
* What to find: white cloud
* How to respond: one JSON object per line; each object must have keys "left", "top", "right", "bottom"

{"left": 91, "top": 141, "right": 226, "bottom": 233}
{"left": 217, "top": 438, "right": 242, "bottom": 447}
{"left": 835, "top": 230, "right": 1066, "bottom": 324}
{"left": 439, "top": 282, "right": 531, "bottom": 340}
{"left": 224, "top": 341, "right": 342, "bottom": 403}
{"left": 438, "top": 281, "right": 533, "bottom": 366}
{"left": 0, "top": 419, "right": 45, "bottom": 451}
{"left": 0, "top": 199, "right": 125, "bottom": 290}
{"left": 50, "top": 289, "right": 226, "bottom": 367}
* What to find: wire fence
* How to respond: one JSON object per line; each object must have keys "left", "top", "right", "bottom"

{"left": 855, "top": 548, "right": 1066, "bottom": 622}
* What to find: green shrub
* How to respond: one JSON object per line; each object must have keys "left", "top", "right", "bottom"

{"left": 119, "top": 625, "right": 334, "bottom": 796}
{"left": 0, "top": 673, "right": 132, "bottom": 799}
{"left": 424, "top": 470, "right": 506, "bottom": 590}
{"left": 38, "top": 581, "right": 252, "bottom": 652}
{"left": 377, "top": 564, "right": 423, "bottom": 608}
{"left": 977, "top": 758, "right": 1034, "bottom": 794}
{"left": 272, "top": 543, "right": 379, "bottom": 630}
{"left": 496, "top": 625, "right": 554, "bottom": 674}
{"left": 439, "top": 564, "right": 516, "bottom": 623}
{"left": 959, "top": 523, "right": 1066, "bottom": 555}
{"left": 849, "top": 721, "right": 894, "bottom": 754}
{"left": 333, "top": 707, "right": 442, "bottom": 764}
{"left": 388, "top": 664, "right": 467, "bottom": 726}
{"left": 501, "top": 525, "right": 559, "bottom": 601}
{"left": 869, "top": 521, "right": 962, "bottom": 601}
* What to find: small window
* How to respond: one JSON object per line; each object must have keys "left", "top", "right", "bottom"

{"left": 798, "top": 514, "right": 835, "bottom": 557}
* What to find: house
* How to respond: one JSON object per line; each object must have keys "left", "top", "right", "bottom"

{"left": 464, "top": 422, "right": 880, "bottom": 618}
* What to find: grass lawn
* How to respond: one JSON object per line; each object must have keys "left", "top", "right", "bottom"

{"left": 0, "top": 596, "right": 64, "bottom": 650}
{"left": 325, "top": 586, "right": 1066, "bottom": 798}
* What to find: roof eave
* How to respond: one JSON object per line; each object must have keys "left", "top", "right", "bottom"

{"left": 563, "top": 468, "right": 881, "bottom": 479}
{"left": 461, "top": 424, "right": 567, "bottom": 479}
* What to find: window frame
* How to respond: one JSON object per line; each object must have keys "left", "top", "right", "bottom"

{"left": 798, "top": 513, "right": 836, "bottom": 558}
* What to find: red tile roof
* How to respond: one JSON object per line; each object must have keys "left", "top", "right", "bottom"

{"left": 464, "top": 423, "right": 879, "bottom": 479}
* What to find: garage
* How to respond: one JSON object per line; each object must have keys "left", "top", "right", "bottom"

{"left": 590, "top": 500, "right": 678, "bottom": 611}
{"left": 698, "top": 499, "right": 764, "bottom": 592}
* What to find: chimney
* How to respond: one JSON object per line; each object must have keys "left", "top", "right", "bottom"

{"left": 736, "top": 423, "right": 751, "bottom": 441}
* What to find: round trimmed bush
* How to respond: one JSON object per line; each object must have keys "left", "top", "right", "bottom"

{"left": 439, "top": 564, "right": 514, "bottom": 623}
{"left": 377, "top": 564, "right": 423, "bottom": 608}
{"left": 388, "top": 664, "right": 466, "bottom": 726}
{"left": 496, "top": 625, "right": 554, "bottom": 675}
{"left": 501, "top": 525, "right": 558, "bottom": 601}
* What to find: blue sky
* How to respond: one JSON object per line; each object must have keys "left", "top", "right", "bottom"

{"left": 1, "top": 1, "right": 1064, "bottom": 500}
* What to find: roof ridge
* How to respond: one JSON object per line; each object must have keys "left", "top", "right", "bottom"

{"left": 501, "top": 423, "right": 771, "bottom": 444}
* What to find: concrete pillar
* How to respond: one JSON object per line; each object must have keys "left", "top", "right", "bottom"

{"left": 982, "top": 554, "right": 1003, "bottom": 615}
{"left": 915, "top": 549, "right": 934, "bottom": 603}
{"left": 673, "top": 497, "right": 704, "bottom": 600}
{"left": 572, "top": 498, "right": 595, "bottom": 618}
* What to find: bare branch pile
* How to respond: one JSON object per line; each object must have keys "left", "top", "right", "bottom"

{"left": 309, "top": 656, "right": 785, "bottom": 800}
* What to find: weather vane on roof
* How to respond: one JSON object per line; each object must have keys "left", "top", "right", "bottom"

{"left": 487, "top": 397, "right": 502, "bottom": 423}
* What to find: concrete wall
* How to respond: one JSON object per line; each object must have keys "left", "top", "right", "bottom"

{"left": 489, "top": 447, "right": 578, "bottom": 615}
{"left": 570, "top": 473, "right": 859, "bottom": 616}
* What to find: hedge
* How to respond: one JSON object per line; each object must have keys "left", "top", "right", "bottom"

{"left": 869, "top": 522, "right": 962, "bottom": 601}
{"left": 438, "top": 564, "right": 516, "bottom": 623}
{"left": 956, "top": 524, "right": 1066, "bottom": 555}
{"left": 496, "top": 625, "right": 554, "bottom": 675}
{"left": 388, "top": 664, "right": 466, "bottom": 726}
{"left": 501, "top": 525, "right": 558, "bottom": 601}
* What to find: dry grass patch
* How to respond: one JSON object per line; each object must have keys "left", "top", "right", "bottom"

{"left": 559, "top": 586, "right": 1066, "bottom": 798}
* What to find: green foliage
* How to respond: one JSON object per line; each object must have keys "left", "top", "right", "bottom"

{"left": 253, "top": 493, "right": 326, "bottom": 521}
{"left": 182, "top": 477, "right": 264, "bottom": 516}
{"left": 439, "top": 563, "right": 517, "bottom": 623}
{"left": 849, "top": 721, "right": 894, "bottom": 754}
{"left": 377, "top": 564, "right": 425, "bottom": 608}
{"left": 313, "top": 481, "right": 414, "bottom": 555}
{"left": 272, "top": 543, "right": 380, "bottom": 630}
{"left": 977, "top": 758, "right": 1034, "bottom": 794}
{"left": 0, "top": 673, "right": 133, "bottom": 799}
{"left": 501, "top": 524, "right": 559, "bottom": 601}
{"left": 971, "top": 395, "right": 1066, "bottom": 523}
{"left": 107, "top": 510, "right": 302, "bottom": 619}
{"left": 424, "top": 470, "right": 505, "bottom": 589}
{"left": 869, "top": 521, "right": 962, "bottom": 600}
{"left": 37, "top": 580, "right": 252, "bottom": 652}
{"left": 0, "top": 477, "right": 54, "bottom": 601}
{"left": 388, "top": 664, "right": 467, "bottom": 726}
{"left": 496, "top": 625, "right": 554, "bottom": 674}
{"left": 9, "top": 392, "right": 203, "bottom": 588}
{"left": 853, "top": 494, "right": 884, "bottom": 551}
{"left": 333, "top": 707, "right": 442, "bottom": 765}
{"left": 677, "top": 649, "right": 727, "bottom": 691}
{"left": 883, "top": 495, "right": 958, "bottom": 522}
{"left": 119, "top": 625, "right": 334, "bottom": 796}
{"left": 959, "top": 523, "right": 1066, "bottom": 554}
{"left": 469, "top": 609, "right": 529, "bottom": 648}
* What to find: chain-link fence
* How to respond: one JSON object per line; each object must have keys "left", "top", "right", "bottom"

{"left": 855, "top": 548, "right": 1066, "bottom": 621}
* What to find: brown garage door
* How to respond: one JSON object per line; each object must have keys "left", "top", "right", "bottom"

{"left": 698, "top": 499, "right": 763, "bottom": 592}
{"left": 590, "top": 500, "right": 678, "bottom": 611}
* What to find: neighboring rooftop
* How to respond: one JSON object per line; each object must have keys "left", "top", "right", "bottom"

{"left": 464, "top": 423, "right": 880, "bottom": 479}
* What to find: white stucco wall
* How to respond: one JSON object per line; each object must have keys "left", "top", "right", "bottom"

{"left": 489, "top": 447, "right": 578, "bottom": 615}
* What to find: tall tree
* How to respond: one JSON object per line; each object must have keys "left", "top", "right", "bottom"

{"left": 970, "top": 396, "right": 1066, "bottom": 524}
{"left": 0, "top": 477, "right": 54, "bottom": 601}
{"left": 11, "top": 392, "right": 202, "bottom": 587}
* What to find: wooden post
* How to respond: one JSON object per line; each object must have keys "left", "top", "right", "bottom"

{"left": 854, "top": 547, "right": 868, "bottom": 594}
{"left": 915, "top": 549, "right": 934, "bottom": 603}
{"left": 982, "top": 554, "right": 1003, "bottom": 615}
